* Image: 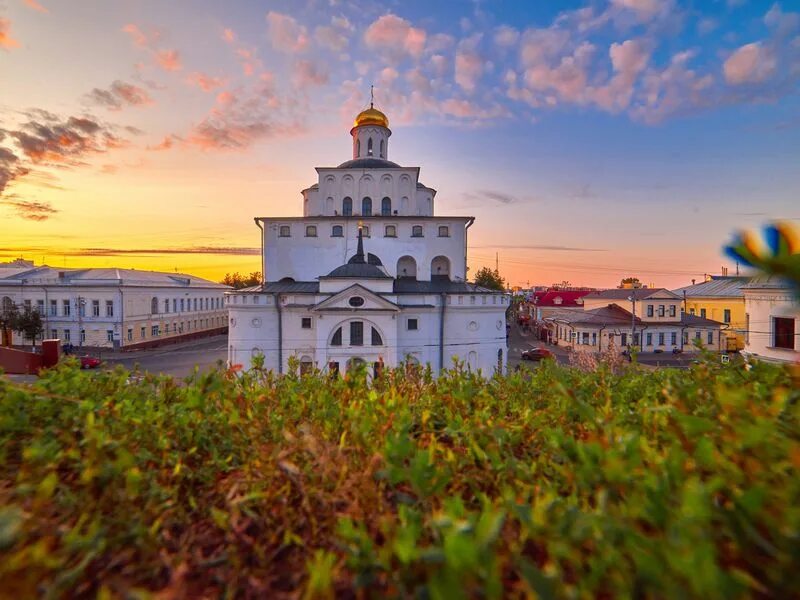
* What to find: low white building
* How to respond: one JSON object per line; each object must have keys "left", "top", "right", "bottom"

{"left": 228, "top": 103, "right": 509, "bottom": 375}
{"left": 742, "top": 278, "right": 798, "bottom": 363}
{"left": 0, "top": 265, "right": 229, "bottom": 348}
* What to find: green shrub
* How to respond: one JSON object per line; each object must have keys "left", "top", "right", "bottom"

{"left": 0, "top": 359, "right": 798, "bottom": 598}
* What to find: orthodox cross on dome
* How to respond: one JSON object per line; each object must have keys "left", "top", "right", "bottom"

{"left": 352, "top": 223, "right": 365, "bottom": 264}
{"left": 370, "top": 84, "right": 374, "bottom": 108}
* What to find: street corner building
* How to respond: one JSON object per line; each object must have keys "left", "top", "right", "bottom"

{"left": 0, "top": 262, "right": 229, "bottom": 349}
{"left": 226, "top": 104, "right": 510, "bottom": 376}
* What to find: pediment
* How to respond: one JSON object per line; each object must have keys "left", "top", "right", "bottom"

{"left": 312, "top": 284, "right": 399, "bottom": 312}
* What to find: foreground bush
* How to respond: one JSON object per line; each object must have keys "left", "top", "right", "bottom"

{"left": 0, "top": 359, "right": 799, "bottom": 598}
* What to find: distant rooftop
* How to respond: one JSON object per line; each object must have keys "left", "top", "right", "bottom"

{"left": 672, "top": 275, "right": 750, "bottom": 298}
{"left": 0, "top": 265, "right": 228, "bottom": 288}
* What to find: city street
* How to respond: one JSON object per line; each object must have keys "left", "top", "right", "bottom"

{"left": 103, "top": 335, "right": 228, "bottom": 379}
{"left": 506, "top": 321, "right": 571, "bottom": 372}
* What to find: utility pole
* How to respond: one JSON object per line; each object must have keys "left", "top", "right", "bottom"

{"left": 495, "top": 252, "right": 499, "bottom": 272}
{"left": 630, "top": 290, "right": 636, "bottom": 350}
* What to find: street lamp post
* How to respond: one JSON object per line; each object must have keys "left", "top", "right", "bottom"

{"left": 628, "top": 291, "right": 636, "bottom": 351}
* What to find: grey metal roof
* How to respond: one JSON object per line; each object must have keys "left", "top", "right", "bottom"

{"left": 672, "top": 276, "right": 750, "bottom": 297}
{"left": 742, "top": 276, "right": 795, "bottom": 290}
{"left": 0, "top": 265, "right": 228, "bottom": 288}
{"left": 323, "top": 263, "right": 392, "bottom": 279}
{"left": 584, "top": 288, "right": 675, "bottom": 301}
{"left": 257, "top": 281, "right": 320, "bottom": 293}
{"left": 336, "top": 157, "right": 402, "bottom": 169}
{"left": 548, "top": 303, "right": 724, "bottom": 328}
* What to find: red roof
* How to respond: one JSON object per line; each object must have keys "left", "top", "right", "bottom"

{"left": 530, "top": 289, "right": 593, "bottom": 307}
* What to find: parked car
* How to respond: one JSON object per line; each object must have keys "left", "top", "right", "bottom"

{"left": 79, "top": 355, "right": 102, "bottom": 369}
{"left": 521, "top": 347, "right": 554, "bottom": 361}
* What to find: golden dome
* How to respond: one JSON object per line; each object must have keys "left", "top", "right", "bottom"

{"left": 353, "top": 106, "right": 389, "bottom": 128}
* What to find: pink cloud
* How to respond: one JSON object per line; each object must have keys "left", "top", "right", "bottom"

{"left": 155, "top": 49, "right": 182, "bottom": 72}
{"left": 186, "top": 72, "right": 225, "bottom": 92}
{"left": 455, "top": 48, "right": 484, "bottom": 93}
{"left": 147, "top": 135, "right": 177, "bottom": 151}
{"left": 266, "top": 11, "right": 309, "bottom": 53}
{"left": 222, "top": 28, "right": 235, "bottom": 43}
{"left": 121, "top": 23, "right": 161, "bottom": 49}
{"left": 0, "top": 18, "right": 20, "bottom": 50}
{"left": 292, "top": 59, "right": 329, "bottom": 89}
{"left": 24, "top": 0, "right": 49, "bottom": 14}
{"left": 723, "top": 42, "right": 777, "bottom": 84}
{"left": 364, "top": 14, "right": 426, "bottom": 60}
{"left": 610, "top": 0, "right": 671, "bottom": 23}
{"left": 87, "top": 80, "right": 154, "bottom": 110}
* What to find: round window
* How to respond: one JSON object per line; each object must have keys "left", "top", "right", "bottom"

{"left": 468, "top": 321, "right": 479, "bottom": 331}
{"left": 251, "top": 318, "right": 262, "bottom": 328}
{"left": 349, "top": 296, "right": 365, "bottom": 307}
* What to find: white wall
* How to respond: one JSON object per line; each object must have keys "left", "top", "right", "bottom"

{"left": 743, "top": 288, "right": 799, "bottom": 363}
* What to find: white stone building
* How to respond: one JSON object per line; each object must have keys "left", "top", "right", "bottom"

{"left": 742, "top": 278, "right": 798, "bottom": 363}
{"left": 0, "top": 265, "right": 229, "bottom": 348}
{"left": 227, "top": 105, "right": 509, "bottom": 375}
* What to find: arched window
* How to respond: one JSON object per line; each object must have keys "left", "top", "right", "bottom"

{"left": 396, "top": 256, "right": 417, "bottom": 279}
{"left": 151, "top": 297, "right": 158, "bottom": 314}
{"left": 342, "top": 197, "right": 352, "bottom": 216}
{"left": 331, "top": 327, "right": 342, "bottom": 346}
{"left": 431, "top": 256, "right": 451, "bottom": 280}
{"left": 356, "top": 140, "right": 360, "bottom": 156}
{"left": 367, "top": 138, "right": 373, "bottom": 156}
{"left": 379, "top": 139, "right": 384, "bottom": 157}
{"left": 299, "top": 356, "right": 313, "bottom": 376}
{"left": 438, "top": 225, "right": 450, "bottom": 237}
{"left": 412, "top": 225, "right": 423, "bottom": 237}
{"left": 384, "top": 225, "right": 396, "bottom": 237}
{"left": 362, "top": 197, "right": 372, "bottom": 216}
{"left": 331, "top": 225, "right": 343, "bottom": 237}
{"left": 371, "top": 327, "right": 383, "bottom": 346}
{"left": 381, "top": 197, "right": 391, "bottom": 216}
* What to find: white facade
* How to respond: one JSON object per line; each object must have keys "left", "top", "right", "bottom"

{"left": 229, "top": 105, "right": 508, "bottom": 376}
{"left": 742, "top": 280, "right": 799, "bottom": 363}
{"left": 0, "top": 266, "right": 229, "bottom": 348}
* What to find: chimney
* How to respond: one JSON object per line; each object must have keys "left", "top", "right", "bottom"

{"left": 691, "top": 278, "right": 696, "bottom": 285}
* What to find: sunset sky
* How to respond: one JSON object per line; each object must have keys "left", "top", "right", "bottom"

{"left": 1, "top": 0, "right": 799, "bottom": 288}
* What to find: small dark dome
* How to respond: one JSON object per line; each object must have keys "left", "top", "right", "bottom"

{"left": 325, "top": 262, "right": 391, "bottom": 279}
{"left": 337, "top": 157, "right": 401, "bottom": 169}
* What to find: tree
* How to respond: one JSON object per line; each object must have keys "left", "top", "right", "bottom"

{"left": 618, "top": 277, "right": 642, "bottom": 289}
{"left": 473, "top": 267, "right": 505, "bottom": 291}
{"left": 221, "top": 272, "right": 262, "bottom": 289}
{"left": 0, "top": 301, "right": 19, "bottom": 347}
{"left": 13, "top": 308, "right": 43, "bottom": 347}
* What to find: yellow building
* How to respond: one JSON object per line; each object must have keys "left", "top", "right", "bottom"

{"left": 672, "top": 276, "right": 749, "bottom": 351}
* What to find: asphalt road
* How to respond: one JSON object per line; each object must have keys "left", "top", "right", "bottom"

{"left": 506, "top": 322, "right": 570, "bottom": 372}
{"left": 104, "top": 335, "right": 228, "bottom": 378}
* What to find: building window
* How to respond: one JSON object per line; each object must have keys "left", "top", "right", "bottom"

{"left": 151, "top": 325, "right": 159, "bottom": 337}
{"left": 80, "top": 329, "right": 86, "bottom": 344}
{"left": 633, "top": 333, "right": 640, "bottom": 345}
{"left": 690, "top": 308, "right": 695, "bottom": 315}
{"left": 49, "top": 300, "right": 57, "bottom": 316}
{"left": 379, "top": 139, "right": 384, "bottom": 158}
{"left": 700, "top": 308, "right": 707, "bottom": 318}
{"left": 64, "top": 329, "right": 71, "bottom": 342}
{"left": 92, "top": 300, "right": 100, "bottom": 317}
{"left": 127, "top": 328, "right": 132, "bottom": 341}
{"left": 582, "top": 332, "right": 589, "bottom": 344}
{"left": 63, "top": 300, "right": 71, "bottom": 316}
{"left": 438, "top": 225, "right": 450, "bottom": 237}
{"left": 106, "top": 330, "right": 114, "bottom": 342}
{"left": 180, "top": 299, "right": 185, "bottom": 312}
{"left": 407, "top": 318, "right": 418, "bottom": 331}
{"left": 695, "top": 331, "right": 701, "bottom": 340}
{"left": 36, "top": 299, "right": 44, "bottom": 313}
{"left": 658, "top": 305, "right": 665, "bottom": 317}
{"left": 361, "top": 225, "right": 370, "bottom": 237}
{"left": 773, "top": 317, "right": 794, "bottom": 349}
{"left": 49, "top": 328, "right": 57, "bottom": 339}
{"left": 279, "top": 225, "right": 291, "bottom": 237}
{"left": 657, "top": 332, "right": 664, "bottom": 345}
{"left": 683, "top": 331, "right": 689, "bottom": 344}
{"left": 305, "top": 225, "right": 317, "bottom": 237}
{"left": 300, "top": 357, "right": 313, "bottom": 376}
{"left": 362, "top": 197, "right": 372, "bottom": 216}
{"left": 104, "top": 300, "right": 114, "bottom": 317}
{"left": 348, "top": 296, "right": 365, "bottom": 307}
{"left": 332, "top": 225, "right": 343, "bottom": 237}
{"left": 707, "top": 331, "right": 714, "bottom": 345}
{"left": 331, "top": 327, "right": 342, "bottom": 346}
{"left": 384, "top": 225, "right": 396, "bottom": 237}
{"left": 670, "top": 305, "right": 676, "bottom": 318}
{"left": 301, "top": 317, "right": 312, "bottom": 329}
{"left": 411, "top": 225, "right": 423, "bottom": 237}
{"left": 671, "top": 332, "right": 677, "bottom": 345}
{"left": 350, "top": 321, "right": 363, "bottom": 346}
{"left": 173, "top": 299, "right": 177, "bottom": 312}
{"left": 646, "top": 333, "right": 652, "bottom": 345}
{"left": 193, "top": 298, "right": 198, "bottom": 311}
{"left": 367, "top": 137, "right": 373, "bottom": 156}
{"left": 592, "top": 332, "right": 598, "bottom": 345}
{"left": 371, "top": 327, "right": 383, "bottom": 346}
{"left": 724, "top": 309, "right": 731, "bottom": 323}
{"left": 141, "top": 326, "right": 146, "bottom": 339}
{"left": 621, "top": 333, "right": 627, "bottom": 346}
{"left": 647, "top": 305, "right": 654, "bottom": 317}
{"left": 343, "top": 197, "right": 352, "bottom": 216}
{"left": 381, "top": 197, "right": 391, "bottom": 216}
{"left": 151, "top": 297, "right": 158, "bottom": 314}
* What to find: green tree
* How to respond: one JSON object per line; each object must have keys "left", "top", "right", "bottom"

{"left": 473, "top": 267, "right": 505, "bottom": 291}
{"left": 221, "top": 272, "right": 262, "bottom": 289}
{"left": 0, "top": 300, "right": 20, "bottom": 347}
{"left": 13, "top": 308, "right": 43, "bottom": 347}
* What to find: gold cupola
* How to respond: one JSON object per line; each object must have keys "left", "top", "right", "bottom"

{"left": 353, "top": 105, "right": 389, "bottom": 129}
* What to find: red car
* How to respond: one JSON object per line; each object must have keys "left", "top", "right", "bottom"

{"left": 521, "top": 347, "right": 554, "bottom": 361}
{"left": 79, "top": 356, "right": 102, "bottom": 369}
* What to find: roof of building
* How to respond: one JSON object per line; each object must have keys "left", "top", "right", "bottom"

{"left": 583, "top": 288, "right": 678, "bottom": 301}
{"left": 530, "top": 289, "right": 593, "bottom": 307}
{"left": 0, "top": 265, "right": 228, "bottom": 288}
{"left": 547, "top": 303, "right": 725, "bottom": 328}
{"left": 323, "top": 226, "right": 392, "bottom": 279}
{"left": 393, "top": 279, "right": 498, "bottom": 294}
{"left": 742, "top": 276, "right": 796, "bottom": 290}
{"left": 336, "top": 157, "right": 402, "bottom": 169}
{"left": 353, "top": 106, "right": 389, "bottom": 129}
{"left": 672, "top": 275, "right": 750, "bottom": 298}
